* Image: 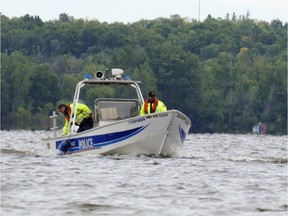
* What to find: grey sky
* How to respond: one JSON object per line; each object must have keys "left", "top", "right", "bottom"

{"left": 1, "top": 0, "right": 287, "bottom": 23}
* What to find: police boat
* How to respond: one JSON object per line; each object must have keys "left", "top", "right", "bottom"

{"left": 43, "top": 69, "right": 191, "bottom": 156}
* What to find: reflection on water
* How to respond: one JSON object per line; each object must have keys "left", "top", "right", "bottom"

{"left": 1, "top": 131, "right": 287, "bottom": 216}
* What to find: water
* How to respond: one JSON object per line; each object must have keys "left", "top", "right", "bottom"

{"left": 1, "top": 131, "right": 287, "bottom": 216}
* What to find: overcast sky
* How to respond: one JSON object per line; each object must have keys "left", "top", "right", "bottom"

{"left": 1, "top": 0, "right": 287, "bottom": 23}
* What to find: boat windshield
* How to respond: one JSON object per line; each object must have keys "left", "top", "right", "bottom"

{"left": 95, "top": 99, "right": 139, "bottom": 122}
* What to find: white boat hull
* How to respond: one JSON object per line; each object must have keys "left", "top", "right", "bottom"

{"left": 44, "top": 110, "right": 191, "bottom": 156}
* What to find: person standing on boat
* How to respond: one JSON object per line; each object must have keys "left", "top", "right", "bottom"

{"left": 58, "top": 103, "right": 93, "bottom": 135}
{"left": 140, "top": 91, "right": 167, "bottom": 115}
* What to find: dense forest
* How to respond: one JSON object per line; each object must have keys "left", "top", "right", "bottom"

{"left": 1, "top": 13, "right": 287, "bottom": 134}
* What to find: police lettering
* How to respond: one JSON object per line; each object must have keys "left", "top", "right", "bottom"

{"left": 79, "top": 138, "right": 93, "bottom": 150}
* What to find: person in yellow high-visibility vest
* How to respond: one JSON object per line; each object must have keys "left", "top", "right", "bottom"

{"left": 58, "top": 103, "right": 93, "bottom": 135}
{"left": 140, "top": 91, "right": 167, "bottom": 116}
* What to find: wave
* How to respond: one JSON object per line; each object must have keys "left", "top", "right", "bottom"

{"left": 223, "top": 156, "right": 287, "bottom": 164}
{"left": 0, "top": 148, "right": 42, "bottom": 157}
{"left": 173, "top": 155, "right": 287, "bottom": 164}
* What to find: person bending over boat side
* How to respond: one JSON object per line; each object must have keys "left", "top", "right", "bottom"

{"left": 140, "top": 91, "right": 167, "bottom": 115}
{"left": 58, "top": 103, "right": 93, "bottom": 135}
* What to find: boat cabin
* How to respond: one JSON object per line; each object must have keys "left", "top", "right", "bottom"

{"left": 68, "top": 69, "right": 144, "bottom": 132}
{"left": 49, "top": 69, "right": 144, "bottom": 135}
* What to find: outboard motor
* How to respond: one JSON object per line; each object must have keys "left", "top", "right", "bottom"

{"left": 56, "top": 140, "right": 71, "bottom": 155}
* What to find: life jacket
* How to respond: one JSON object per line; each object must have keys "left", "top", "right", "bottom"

{"left": 144, "top": 99, "right": 158, "bottom": 114}
{"left": 65, "top": 106, "right": 72, "bottom": 122}
{"left": 62, "top": 103, "right": 92, "bottom": 136}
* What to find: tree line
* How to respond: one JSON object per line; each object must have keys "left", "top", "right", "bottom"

{"left": 1, "top": 13, "right": 287, "bottom": 134}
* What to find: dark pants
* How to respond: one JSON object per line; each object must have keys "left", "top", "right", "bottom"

{"left": 77, "top": 117, "right": 94, "bottom": 133}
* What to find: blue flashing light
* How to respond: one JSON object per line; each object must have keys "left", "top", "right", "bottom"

{"left": 123, "top": 75, "right": 131, "bottom": 80}
{"left": 84, "top": 73, "right": 91, "bottom": 80}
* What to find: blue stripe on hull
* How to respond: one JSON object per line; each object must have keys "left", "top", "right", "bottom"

{"left": 179, "top": 126, "right": 187, "bottom": 144}
{"left": 56, "top": 124, "right": 149, "bottom": 154}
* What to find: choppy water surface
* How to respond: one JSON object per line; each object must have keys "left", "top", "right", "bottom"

{"left": 1, "top": 131, "right": 287, "bottom": 216}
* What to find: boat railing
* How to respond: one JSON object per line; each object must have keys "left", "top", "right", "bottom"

{"left": 49, "top": 111, "right": 59, "bottom": 137}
